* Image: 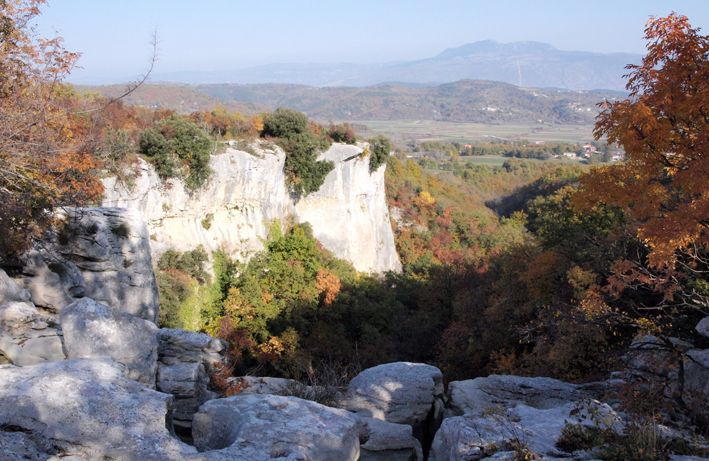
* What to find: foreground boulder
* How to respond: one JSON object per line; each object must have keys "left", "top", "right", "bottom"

{"left": 341, "top": 362, "right": 444, "bottom": 427}
{"left": 0, "top": 270, "right": 65, "bottom": 365}
{"left": 446, "top": 375, "right": 586, "bottom": 417}
{"left": 60, "top": 298, "right": 158, "bottom": 386}
{"left": 357, "top": 416, "right": 424, "bottom": 461}
{"left": 430, "top": 400, "right": 621, "bottom": 460}
{"left": 432, "top": 375, "right": 622, "bottom": 461}
{"left": 193, "top": 393, "right": 360, "bottom": 460}
{"left": 0, "top": 358, "right": 195, "bottom": 460}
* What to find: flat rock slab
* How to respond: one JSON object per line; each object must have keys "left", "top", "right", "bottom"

{"left": 193, "top": 393, "right": 360, "bottom": 461}
{"left": 358, "top": 415, "right": 423, "bottom": 461}
{"left": 430, "top": 400, "right": 621, "bottom": 461}
{"left": 60, "top": 297, "right": 158, "bottom": 386}
{"left": 446, "top": 374, "right": 586, "bottom": 417}
{"left": 0, "top": 358, "right": 195, "bottom": 460}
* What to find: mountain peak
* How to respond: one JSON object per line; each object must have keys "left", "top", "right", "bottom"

{"left": 435, "top": 40, "right": 556, "bottom": 59}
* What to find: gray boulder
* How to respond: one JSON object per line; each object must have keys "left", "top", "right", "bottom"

{"left": 17, "top": 207, "right": 159, "bottom": 321}
{"left": 358, "top": 416, "right": 423, "bottom": 461}
{"left": 0, "top": 358, "right": 195, "bottom": 460}
{"left": 0, "top": 300, "right": 65, "bottom": 365}
{"left": 430, "top": 398, "right": 621, "bottom": 461}
{"left": 340, "top": 362, "right": 444, "bottom": 427}
{"left": 697, "top": 316, "right": 709, "bottom": 340}
{"left": 192, "top": 393, "right": 360, "bottom": 461}
{"left": 157, "top": 328, "right": 226, "bottom": 432}
{"left": 0, "top": 271, "right": 65, "bottom": 365}
{"left": 60, "top": 298, "right": 158, "bottom": 386}
{"left": 446, "top": 375, "right": 585, "bottom": 417}
{"left": 158, "top": 328, "right": 225, "bottom": 369}
{"left": 683, "top": 349, "right": 709, "bottom": 411}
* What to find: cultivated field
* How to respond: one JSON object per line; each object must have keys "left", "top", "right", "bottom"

{"left": 352, "top": 120, "right": 597, "bottom": 144}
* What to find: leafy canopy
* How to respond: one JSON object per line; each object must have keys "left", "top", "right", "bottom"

{"left": 139, "top": 115, "right": 214, "bottom": 190}
{"left": 261, "top": 108, "right": 334, "bottom": 197}
{"left": 577, "top": 13, "right": 709, "bottom": 270}
{"left": 0, "top": 0, "right": 103, "bottom": 263}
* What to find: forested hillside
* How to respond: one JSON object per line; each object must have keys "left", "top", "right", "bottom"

{"left": 85, "top": 80, "right": 624, "bottom": 124}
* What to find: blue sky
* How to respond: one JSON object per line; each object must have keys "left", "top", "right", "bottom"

{"left": 36, "top": 0, "right": 709, "bottom": 83}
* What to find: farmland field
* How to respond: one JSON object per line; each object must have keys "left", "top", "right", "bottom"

{"left": 351, "top": 120, "right": 596, "bottom": 144}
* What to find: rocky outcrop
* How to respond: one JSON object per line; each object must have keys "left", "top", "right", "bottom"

{"left": 60, "top": 298, "right": 159, "bottom": 386}
{"left": 341, "top": 362, "right": 444, "bottom": 426}
{"left": 340, "top": 361, "right": 445, "bottom": 453}
{"left": 0, "top": 358, "right": 195, "bottom": 460}
{"left": 158, "top": 328, "right": 225, "bottom": 368}
{"left": 431, "top": 375, "right": 623, "bottom": 461}
{"left": 157, "top": 328, "right": 225, "bottom": 434}
{"left": 192, "top": 393, "right": 361, "bottom": 461}
{"left": 227, "top": 375, "right": 299, "bottom": 395}
{"left": 0, "top": 298, "right": 65, "bottom": 366}
{"left": 17, "top": 207, "right": 159, "bottom": 322}
{"left": 358, "top": 416, "right": 424, "bottom": 461}
{"left": 446, "top": 375, "right": 586, "bottom": 417}
{"left": 0, "top": 270, "right": 65, "bottom": 366}
{"left": 683, "top": 349, "right": 709, "bottom": 411}
{"left": 102, "top": 142, "right": 402, "bottom": 274}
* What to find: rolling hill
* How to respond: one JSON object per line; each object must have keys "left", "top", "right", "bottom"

{"left": 84, "top": 79, "right": 624, "bottom": 125}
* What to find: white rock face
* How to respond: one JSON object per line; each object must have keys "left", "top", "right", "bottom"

{"left": 102, "top": 142, "right": 401, "bottom": 273}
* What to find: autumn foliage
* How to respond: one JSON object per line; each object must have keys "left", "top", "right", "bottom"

{"left": 0, "top": 0, "right": 105, "bottom": 262}
{"left": 578, "top": 13, "right": 708, "bottom": 268}
{"left": 576, "top": 13, "right": 708, "bottom": 315}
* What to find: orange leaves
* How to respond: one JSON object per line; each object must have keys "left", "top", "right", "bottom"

{"left": 315, "top": 269, "right": 341, "bottom": 306}
{"left": 576, "top": 13, "right": 708, "bottom": 274}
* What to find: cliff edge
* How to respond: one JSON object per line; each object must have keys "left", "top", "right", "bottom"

{"left": 102, "top": 142, "right": 402, "bottom": 274}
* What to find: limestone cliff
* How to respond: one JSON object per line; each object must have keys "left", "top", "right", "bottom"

{"left": 102, "top": 142, "right": 402, "bottom": 273}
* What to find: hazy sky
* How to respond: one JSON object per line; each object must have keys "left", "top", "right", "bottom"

{"left": 35, "top": 0, "right": 709, "bottom": 83}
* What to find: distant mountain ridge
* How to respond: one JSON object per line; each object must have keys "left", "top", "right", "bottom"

{"left": 85, "top": 79, "right": 625, "bottom": 125}
{"left": 152, "top": 40, "right": 639, "bottom": 91}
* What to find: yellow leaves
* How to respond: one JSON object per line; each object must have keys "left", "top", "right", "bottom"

{"left": 578, "top": 289, "right": 612, "bottom": 321}
{"left": 416, "top": 190, "right": 436, "bottom": 206}
{"left": 257, "top": 336, "right": 285, "bottom": 357}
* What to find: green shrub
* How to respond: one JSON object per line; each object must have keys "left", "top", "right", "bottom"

{"left": 156, "top": 270, "right": 192, "bottom": 328}
{"left": 201, "top": 213, "right": 213, "bottom": 230}
{"left": 368, "top": 135, "right": 391, "bottom": 172}
{"left": 261, "top": 109, "right": 334, "bottom": 197}
{"left": 262, "top": 108, "right": 309, "bottom": 138}
{"left": 157, "top": 246, "right": 209, "bottom": 283}
{"left": 139, "top": 115, "right": 214, "bottom": 190}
